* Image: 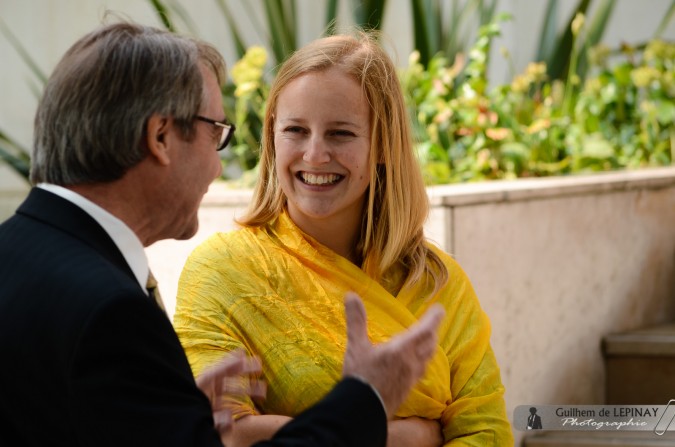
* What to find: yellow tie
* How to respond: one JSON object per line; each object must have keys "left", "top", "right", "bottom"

{"left": 146, "top": 270, "right": 166, "bottom": 313}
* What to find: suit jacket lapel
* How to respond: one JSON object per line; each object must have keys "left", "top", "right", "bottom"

{"left": 16, "top": 188, "right": 136, "bottom": 283}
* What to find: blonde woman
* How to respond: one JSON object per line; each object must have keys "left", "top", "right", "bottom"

{"left": 175, "top": 32, "right": 513, "bottom": 446}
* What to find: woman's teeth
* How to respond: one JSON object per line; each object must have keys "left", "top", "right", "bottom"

{"left": 300, "top": 172, "right": 342, "bottom": 185}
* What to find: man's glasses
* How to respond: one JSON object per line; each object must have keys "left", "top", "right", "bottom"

{"left": 195, "top": 115, "right": 236, "bottom": 151}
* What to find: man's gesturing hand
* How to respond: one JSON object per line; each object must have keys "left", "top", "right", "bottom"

{"left": 342, "top": 292, "right": 445, "bottom": 419}
{"left": 196, "top": 350, "right": 266, "bottom": 438}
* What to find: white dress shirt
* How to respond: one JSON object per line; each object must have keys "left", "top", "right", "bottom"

{"left": 37, "top": 183, "right": 149, "bottom": 294}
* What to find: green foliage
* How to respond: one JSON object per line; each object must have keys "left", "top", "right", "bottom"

{"left": 151, "top": 0, "right": 389, "bottom": 68}
{"left": 227, "top": 14, "right": 674, "bottom": 185}
{"left": 0, "top": 17, "right": 47, "bottom": 182}
{"left": 351, "top": 0, "right": 388, "bottom": 31}
{"left": 0, "top": 129, "right": 30, "bottom": 182}
{"left": 411, "top": 0, "right": 498, "bottom": 69}
{"left": 401, "top": 16, "right": 675, "bottom": 184}
{"left": 535, "top": 0, "right": 619, "bottom": 83}
{"left": 222, "top": 46, "right": 269, "bottom": 172}
{"left": 537, "top": 0, "right": 594, "bottom": 82}
{"left": 1, "top": 1, "right": 672, "bottom": 185}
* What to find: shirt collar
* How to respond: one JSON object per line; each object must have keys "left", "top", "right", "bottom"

{"left": 37, "top": 183, "right": 149, "bottom": 292}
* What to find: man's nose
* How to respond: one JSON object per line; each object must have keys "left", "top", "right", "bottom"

{"left": 212, "top": 152, "right": 223, "bottom": 179}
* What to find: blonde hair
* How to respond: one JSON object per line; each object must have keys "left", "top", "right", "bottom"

{"left": 238, "top": 32, "right": 447, "bottom": 292}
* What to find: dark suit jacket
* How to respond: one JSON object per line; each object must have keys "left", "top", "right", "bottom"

{"left": 0, "top": 188, "right": 386, "bottom": 447}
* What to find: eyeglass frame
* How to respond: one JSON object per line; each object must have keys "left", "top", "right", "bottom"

{"left": 195, "top": 115, "right": 236, "bottom": 151}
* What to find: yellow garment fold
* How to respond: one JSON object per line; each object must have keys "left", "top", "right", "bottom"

{"left": 174, "top": 211, "right": 513, "bottom": 445}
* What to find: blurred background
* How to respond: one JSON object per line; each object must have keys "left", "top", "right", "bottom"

{"left": 1, "top": 0, "right": 673, "bottom": 190}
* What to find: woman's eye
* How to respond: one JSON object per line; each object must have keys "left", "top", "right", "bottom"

{"left": 285, "top": 126, "right": 304, "bottom": 133}
{"left": 330, "top": 130, "right": 355, "bottom": 137}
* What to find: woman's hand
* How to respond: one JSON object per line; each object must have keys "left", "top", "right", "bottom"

{"left": 387, "top": 417, "right": 443, "bottom": 447}
{"left": 227, "top": 414, "right": 293, "bottom": 447}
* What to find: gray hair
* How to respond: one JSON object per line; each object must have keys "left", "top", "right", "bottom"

{"left": 30, "top": 22, "right": 226, "bottom": 185}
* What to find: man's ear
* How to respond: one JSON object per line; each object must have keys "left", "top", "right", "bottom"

{"left": 145, "top": 114, "right": 172, "bottom": 166}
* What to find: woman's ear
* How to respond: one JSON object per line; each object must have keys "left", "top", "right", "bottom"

{"left": 145, "top": 114, "right": 172, "bottom": 166}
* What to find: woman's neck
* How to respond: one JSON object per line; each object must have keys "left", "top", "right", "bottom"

{"left": 287, "top": 210, "right": 362, "bottom": 264}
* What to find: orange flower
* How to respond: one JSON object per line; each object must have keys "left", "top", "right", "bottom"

{"left": 486, "top": 128, "right": 510, "bottom": 140}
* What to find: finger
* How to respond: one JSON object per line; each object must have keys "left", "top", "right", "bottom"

{"left": 197, "top": 351, "right": 263, "bottom": 400}
{"left": 218, "top": 350, "right": 262, "bottom": 376}
{"left": 409, "top": 304, "right": 445, "bottom": 339}
{"left": 344, "top": 292, "right": 369, "bottom": 347}
{"left": 220, "top": 377, "right": 268, "bottom": 399}
{"left": 394, "top": 304, "right": 445, "bottom": 357}
{"left": 232, "top": 355, "right": 263, "bottom": 376}
{"left": 199, "top": 350, "right": 245, "bottom": 383}
{"left": 211, "top": 389, "right": 224, "bottom": 411}
{"left": 208, "top": 351, "right": 263, "bottom": 381}
{"left": 250, "top": 378, "right": 267, "bottom": 399}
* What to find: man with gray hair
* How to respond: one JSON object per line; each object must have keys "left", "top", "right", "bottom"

{"left": 0, "top": 21, "right": 444, "bottom": 447}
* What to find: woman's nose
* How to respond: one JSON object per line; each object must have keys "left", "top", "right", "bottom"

{"left": 302, "top": 136, "right": 331, "bottom": 165}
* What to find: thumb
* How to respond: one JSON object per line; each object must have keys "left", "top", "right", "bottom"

{"left": 344, "top": 292, "right": 369, "bottom": 348}
{"left": 413, "top": 304, "right": 445, "bottom": 337}
{"left": 403, "top": 304, "right": 445, "bottom": 359}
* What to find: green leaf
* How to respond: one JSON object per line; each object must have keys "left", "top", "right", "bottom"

{"left": 410, "top": 0, "right": 433, "bottom": 66}
{"left": 501, "top": 142, "right": 530, "bottom": 160}
{"left": 422, "top": 161, "right": 452, "bottom": 185}
{"left": 478, "top": 0, "right": 499, "bottom": 26}
{"left": 164, "top": 0, "right": 200, "bottom": 35}
{"left": 213, "top": 0, "right": 248, "bottom": 58}
{"left": 0, "top": 17, "right": 48, "bottom": 85}
{"left": 547, "top": 0, "right": 591, "bottom": 81}
{"left": 264, "top": 0, "right": 297, "bottom": 65}
{"left": 584, "top": 0, "right": 615, "bottom": 48}
{"left": 536, "top": 0, "right": 560, "bottom": 64}
{"left": 581, "top": 134, "right": 614, "bottom": 159}
{"left": 422, "top": 0, "right": 441, "bottom": 59}
{"left": 612, "top": 63, "right": 632, "bottom": 86}
{"left": 0, "top": 129, "right": 31, "bottom": 182}
{"left": 655, "top": 100, "right": 675, "bottom": 126}
{"left": 351, "top": 0, "right": 388, "bottom": 30}
{"left": 411, "top": 0, "right": 497, "bottom": 69}
{"left": 0, "top": 146, "right": 30, "bottom": 180}
{"left": 148, "top": 0, "right": 175, "bottom": 31}
{"left": 325, "top": 0, "right": 339, "bottom": 35}
{"left": 654, "top": 0, "right": 675, "bottom": 38}
{"left": 576, "top": 0, "right": 616, "bottom": 78}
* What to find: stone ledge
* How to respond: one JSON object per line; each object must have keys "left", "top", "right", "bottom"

{"left": 199, "top": 166, "right": 675, "bottom": 208}
{"left": 429, "top": 166, "right": 675, "bottom": 207}
{"left": 603, "top": 324, "right": 675, "bottom": 357}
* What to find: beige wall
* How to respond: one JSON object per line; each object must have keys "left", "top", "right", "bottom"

{"left": 144, "top": 167, "right": 675, "bottom": 445}
{"left": 429, "top": 167, "right": 675, "bottom": 445}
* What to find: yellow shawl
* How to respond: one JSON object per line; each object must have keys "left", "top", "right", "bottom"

{"left": 175, "top": 212, "right": 512, "bottom": 445}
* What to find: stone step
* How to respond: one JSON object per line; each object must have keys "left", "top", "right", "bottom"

{"left": 603, "top": 324, "right": 675, "bottom": 405}
{"left": 524, "top": 431, "right": 675, "bottom": 447}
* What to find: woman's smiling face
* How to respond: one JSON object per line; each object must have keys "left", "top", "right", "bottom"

{"left": 273, "top": 67, "right": 371, "bottom": 234}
